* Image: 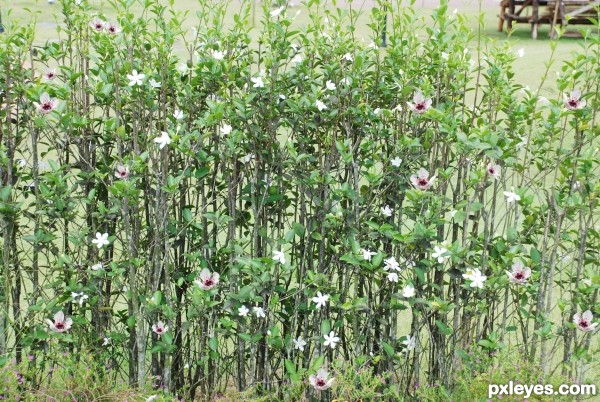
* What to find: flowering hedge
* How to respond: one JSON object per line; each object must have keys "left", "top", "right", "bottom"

{"left": 1, "top": 0, "right": 599, "bottom": 400}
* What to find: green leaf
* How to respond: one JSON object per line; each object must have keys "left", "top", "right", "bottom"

{"left": 382, "top": 341, "right": 395, "bottom": 357}
{"left": 0, "top": 185, "right": 12, "bottom": 201}
{"left": 320, "top": 319, "right": 331, "bottom": 335}
{"left": 208, "top": 337, "right": 218, "bottom": 352}
{"left": 309, "top": 355, "right": 325, "bottom": 373}
{"left": 285, "top": 359, "right": 297, "bottom": 376}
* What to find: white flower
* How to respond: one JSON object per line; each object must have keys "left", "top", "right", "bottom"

{"left": 221, "top": 123, "right": 232, "bottom": 135}
{"left": 115, "top": 164, "right": 130, "bottom": 179}
{"left": 177, "top": 63, "right": 188, "bottom": 74}
{"left": 46, "top": 311, "right": 73, "bottom": 333}
{"left": 441, "top": 52, "right": 449, "bottom": 60}
{"left": 126, "top": 70, "right": 145, "bottom": 86}
{"left": 238, "top": 305, "right": 250, "bottom": 317}
{"left": 381, "top": 205, "right": 393, "bottom": 217}
{"left": 410, "top": 168, "right": 436, "bottom": 190}
{"left": 43, "top": 68, "right": 57, "bottom": 81}
{"left": 102, "top": 337, "right": 110, "bottom": 346}
{"left": 270, "top": 6, "right": 285, "bottom": 17}
{"left": 574, "top": 310, "right": 598, "bottom": 332}
{"left": 92, "top": 232, "right": 109, "bottom": 249}
{"left": 516, "top": 48, "right": 525, "bottom": 58}
{"left": 293, "top": 336, "right": 307, "bottom": 351}
{"left": 506, "top": 260, "right": 531, "bottom": 284}
{"left": 402, "top": 334, "right": 416, "bottom": 351}
{"left": 391, "top": 157, "right": 402, "bottom": 167}
{"left": 148, "top": 78, "right": 161, "bottom": 88}
{"left": 91, "top": 263, "right": 102, "bottom": 271}
{"left": 387, "top": 272, "right": 399, "bottom": 282}
{"left": 315, "top": 99, "right": 327, "bottom": 111}
{"left": 462, "top": 268, "right": 487, "bottom": 289}
{"left": 71, "top": 292, "right": 89, "bottom": 306}
{"left": 325, "top": 80, "right": 336, "bottom": 91}
{"left": 90, "top": 17, "right": 106, "bottom": 32}
{"left": 323, "top": 331, "right": 339, "bottom": 349}
{"left": 106, "top": 21, "right": 121, "bottom": 35}
{"left": 253, "top": 306, "right": 266, "bottom": 318}
{"left": 309, "top": 368, "right": 335, "bottom": 391}
{"left": 312, "top": 292, "right": 330, "bottom": 309}
{"left": 251, "top": 76, "right": 264, "bottom": 88}
{"left": 240, "top": 154, "right": 255, "bottom": 164}
{"left": 342, "top": 53, "right": 353, "bottom": 62}
{"left": 503, "top": 190, "right": 521, "bottom": 204}
{"left": 211, "top": 49, "right": 225, "bottom": 60}
{"left": 486, "top": 163, "right": 501, "bottom": 180}
{"left": 407, "top": 90, "right": 432, "bottom": 114}
{"left": 432, "top": 246, "right": 448, "bottom": 263}
{"left": 361, "top": 249, "right": 377, "bottom": 261}
{"left": 273, "top": 250, "right": 286, "bottom": 264}
{"left": 146, "top": 396, "right": 158, "bottom": 402}
{"left": 564, "top": 90, "right": 586, "bottom": 110}
{"left": 173, "top": 110, "right": 184, "bottom": 120}
{"left": 152, "top": 321, "right": 168, "bottom": 336}
{"left": 402, "top": 285, "right": 416, "bottom": 298}
{"left": 154, "top": 131, "right": 171, "bottom": 149}
{"left": 194, "top": 268, "right": 220, "bottom": 290}
{"left": 35, "top": 93, "right": 59, "bottom": 114}
{"left": 384, "top": 256, "right": 400, "bottom": 271}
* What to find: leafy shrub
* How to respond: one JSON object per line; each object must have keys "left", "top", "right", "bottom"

{"left": 0, "top": 0, "right": 599, "bottom": 400}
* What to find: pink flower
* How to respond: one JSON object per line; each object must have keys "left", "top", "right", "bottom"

{"left": 90, "top": 17, "right": 107, "bottom": 32}
{"left": 115, "top": 165, "right": 130, "bottom": 179}
{"left": 486, "top": 163, "right": 501, "bottom": 180}
{"left": 309, "top": 368, "right": 335, "bottom": 391}
{"left": 410, "top": 168, "right": 436, "bottom": 190}
{"left": 563, "top": 90, "right": 586, "bottom": 110}
{"left": 506, "top": 261, "right": 531, "bottom": 284}
{"left": 407, "top": 90, "right": 432, "bottom": 114}
{"left": 152, "top": 320, "right": 168, "bottom": 336}
{"left": 106, "top": 22, "right": 121, "bottom": 35}
{"left": 46, "top": 311, "right": 73, "bottom": 333}
{"left": 35, "top": 93, "right": 59, "bottom": 114}
{"left": 573, "top": 310, "right": 597, "bottom": 332}
{"left": 43, "top": 68, "right": 57, "bottom": 81}
{"left": 194, "top": 268, "right": 220, "bottom": 290}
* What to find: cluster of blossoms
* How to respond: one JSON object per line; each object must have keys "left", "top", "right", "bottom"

{"left": 90, "top": 17, "right": 121, "bottom": 34}
{"left": 383, "top": 256, "right": 402, "bottom": 283}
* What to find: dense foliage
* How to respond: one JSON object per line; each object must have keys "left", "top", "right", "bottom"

{"left": 1, "top": 0, "right": 599, "bottom": 400}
